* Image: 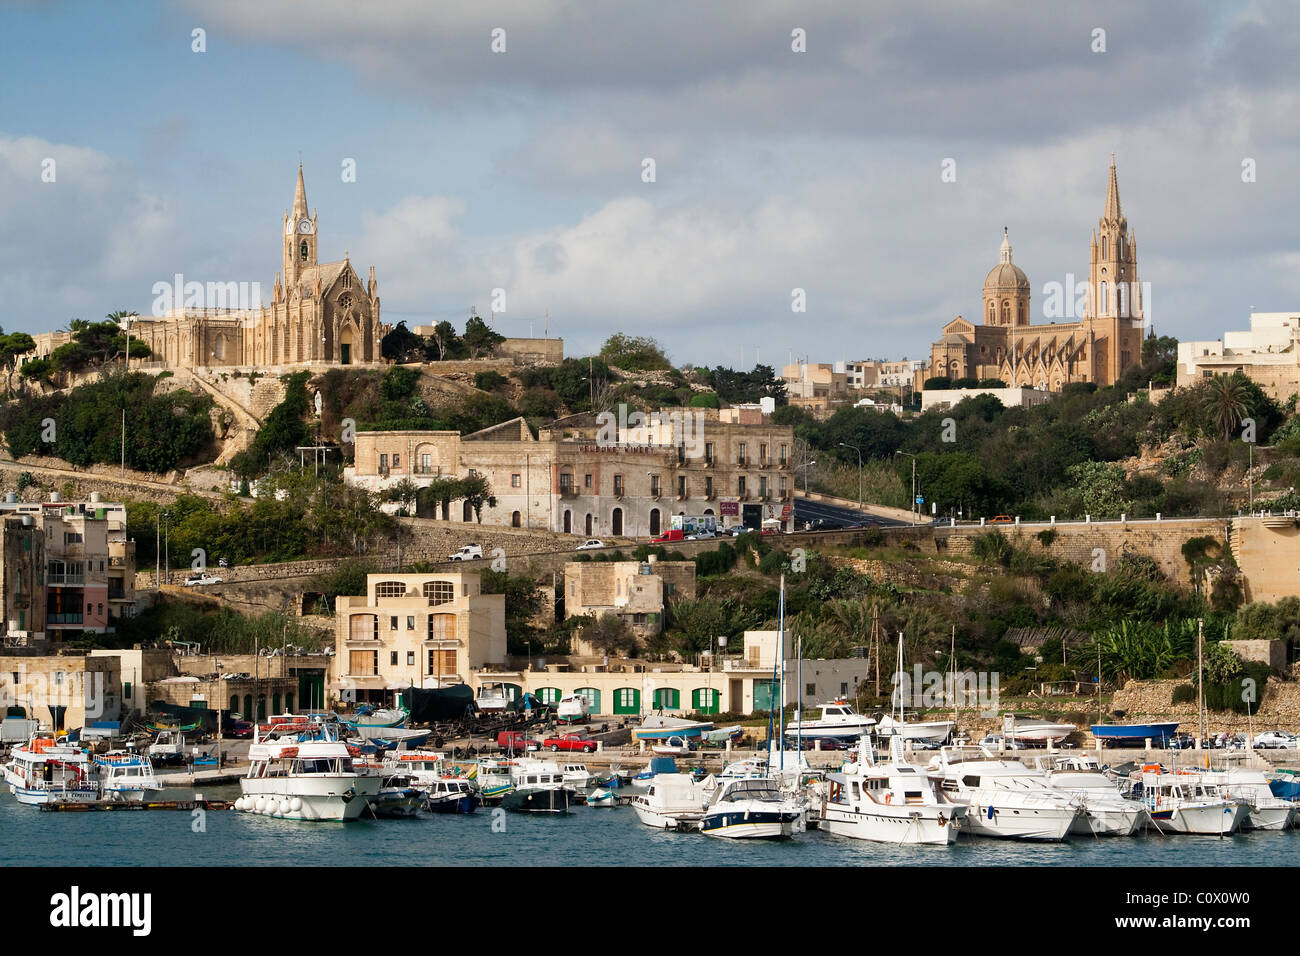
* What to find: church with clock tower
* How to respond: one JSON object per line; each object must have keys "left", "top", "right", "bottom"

{"left": 127, "top": 164, "right": 387, "bottom": 369}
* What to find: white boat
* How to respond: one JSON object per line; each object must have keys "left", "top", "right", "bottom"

{"left": 93, "top": 750, "right": 163, "bottom": 804}
{"left": 699, "top": 777, "right": 803, "bottom": 839}
{"left": 1134, "top": 770, "right": 1251, "bottom": 835}
{"left": 424, "top": 777, "right": 481, "bottom": 814}
{"left": 3, "top": 737, "right": 99, "bottom": 806}
{"left": 784, "top": 699, "right": 877, "bottom": 741}
{"left": 559, "top": 762, "right": 596, "bottom": 789}
{"left": 875, "top": 636, "right": 954, "bottom": 745}
{"left": 1005, "top": 715, "right": 1077, "bottom": 746}
{"left": 236, "top": 722, "right": 380, "bottom": 821}
{"left": 1035, "top": 754, "right": 1145, "bottom": 836}
{"left": 475, "top": 757, "right": 515, "bottom": 801}
{"left": 926, "top": 746, "right": 1085, "bottom": 841}
{"left": 475, "top": 682, "right": 512, "bottom": 713}
{"left": 632, "top": 713, "right": 713, "bottom": 741}
{"left": 1191, "top": 766, "right": 1296, "bottom": 831}
{"left": 556, "top": 694, "right": 589, "bottom": 724}
{"left": 820, "top": 736, "right": 966, "bottom": 845}
{"left": 650, "top": 735, "right": 695, "bottom": 757}
{"left": 588, "top": 788, "right": 618, "bottom": 807}
{"left": 631, "top": 772, "right": 715, "bottom": 829}
{"left": 147, "top": 730, "right": 190, "bottom": 767}
{"left": 379, "top": 750, "right": 450, "bottom": 788}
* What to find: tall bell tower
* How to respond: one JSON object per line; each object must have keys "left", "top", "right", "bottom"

{"left": 283, "top": 163, "right": 317, "bottom": 288}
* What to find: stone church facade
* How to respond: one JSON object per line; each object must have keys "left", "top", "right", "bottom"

{"left": 128, "top": 165, "right": 388, "bottom": 369}
{"left": 929, "top": 157, "right": 1146, "bottom": 391}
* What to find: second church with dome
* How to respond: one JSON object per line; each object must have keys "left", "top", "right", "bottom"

{"left": 928, "top": 157, "right": 1145, "bottom": 392}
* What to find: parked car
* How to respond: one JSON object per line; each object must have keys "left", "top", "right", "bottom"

{"left": 1167, "top": 732, "right": 1196, "bottom": 750}
{"left": 796, "top": 737, "right": 847, "bottom": 751}
{"left": 184, "top": 573, "right": 223, "bottom": 586}
{"left": 686, "top": 530, "right": 716, "bottom": 540}
{"left": 544, "top": 733, "right": 597, "bottom": 753}
{"left": 977, "top": 733, "right": 1024, "bottom": 750}
{"left": 727, "top": 526, "right": 748, "bottom": 537}
{"left": 221, "top": 718, "right": 254, "bottom": 739}
{"left": 650, "top": 529, "right": 686, "bottom": 543}
{"left": 1253, "top": 730, "right": 1297, "bottom": 749}
{"left": 448, "top": 544, "right": 484, "bottom": 561}
{"left": 575, "top": 539, "right": 605, "bottom": 551}
{"left": 988, "top": 515, "right": 1015, "bottom": 525}
{"left": 496, "top": 731, "right": 542, "bottom": 752}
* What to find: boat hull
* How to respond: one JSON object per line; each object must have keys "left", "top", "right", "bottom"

{"left": 1145, "top": 801, "right": 1249, "bottom": 835}
{"left": 700, "top": 809, "right": 796, "bottom": 839}
{"left": 1091, "top": 722, "right": 1179, "bottom": 745}
{"left": 1071, "top": 806, "right": 1146, "bottom": 837}
{"left": 426, "top": 793, "right": 481, "bottom": 814}
{"left": 237, "top": 775, "right": 380, "bottom": 822}
{"left": 501, "top": 786, "right": 572, "bottom": 814}
{"left": 961, "top": 803, "right": 1082, "bottom": 841}
{"left": 820, "top": 803, "right": 963, "bottom": 845}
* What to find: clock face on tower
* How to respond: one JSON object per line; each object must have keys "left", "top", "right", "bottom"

{"left": 298, "top": 219, "right": 313, "bottom": 234}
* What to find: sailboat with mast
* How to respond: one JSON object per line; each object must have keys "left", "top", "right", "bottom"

{"left": 874, "top": 633, "right": 955, "bottom": 745}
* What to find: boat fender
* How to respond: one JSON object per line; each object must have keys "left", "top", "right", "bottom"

{"left": 342, "top": 786, "right": 356, "bottom": 803}
{"left": 290, "top": 797, "right": 303, "bottom": 812}
{"left": 986, "top": 804, "right": 995, "bottom": 820}
{"left": 884, "top": 792, "right": 893, "bottom": 804}
{"left": 937, "top": 812, "right": 947, "bottom": 827}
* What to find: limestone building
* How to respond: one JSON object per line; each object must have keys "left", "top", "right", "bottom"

{"left": 929, "top": 158, "right": 1146, "bottom": 391}
{"left": 114, "top": 165, "right": 387, "bottom": 369}
{"left": 1177, "top": 312, "right": 1300, "bottom": 401}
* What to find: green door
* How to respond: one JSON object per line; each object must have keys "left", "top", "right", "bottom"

{"left": 613, "top": 687, "right": 641, "bottom": 715}
{"left": 753, "top": 679, "right": 779, "bottom": 713}
{"left": 653, "top": 688, "right": 680, "bottom": 710}
{"left": 575, "top": 687, "right": 601, "bottom": 714}
{"left": 692, "top": 688, "right": 720, "bottom": 715}
{"left": 537, "top": 687, "right": 562, "bottom": 705}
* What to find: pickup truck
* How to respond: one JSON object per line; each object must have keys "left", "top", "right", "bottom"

{"left": 496, "top": 730, "right": 541, "bottom": 752}
{"left": 543, "top": 733, "right": 597, "bottom": 753}
{"left": 448, "top": 544, "right": 484, "bottom": 561}
{"left": 650, "top": 529, "right": 685, "bottom": 543}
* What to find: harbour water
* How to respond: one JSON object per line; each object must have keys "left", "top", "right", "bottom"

{"left": 3, "top": 783, "right": 1295, "bottom": 866}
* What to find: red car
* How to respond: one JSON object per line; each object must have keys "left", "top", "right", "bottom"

{"left": 544, "top": 733, "right": 597, "bottom": 753}
{"left": 497, "top": 731, "right": 542, "bottom": 752}
{"left": 651, "top": 529, "right": 685, "bottom": 543}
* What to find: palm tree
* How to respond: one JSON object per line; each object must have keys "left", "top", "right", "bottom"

{"left": 1201, "top": 373, "right": 1250, "bottom": 440}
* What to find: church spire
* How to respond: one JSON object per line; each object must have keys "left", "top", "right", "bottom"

{"left": 999, "top": 226, "right": 1013, "bottom": 264}
{"left": 1103, "top": 153, "right": 1121, "bottom": 222}
{"left": 292, "top": 163, "right": 308, "bottom": 220}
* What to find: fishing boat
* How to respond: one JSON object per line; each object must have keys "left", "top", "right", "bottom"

{"left": 475, "top": 682, "right": 512, "bottom": 713}
{"left": 235, "top": 719, "right": 380, "bottom": 821}
{"left": 699, "top": 777, "right": 803, "bottom": 839}
{"left": 3, "top": 737, "right": 99, "bottom": 806}
{"left": 701, "top": 726, "right": 743, "bottom": 746}
{"left": 820, "top": 735, "right": 966, "bottom": 845}
{"left": 1091, "top": 722, "right": 1180, "bottom": 746}
{"left": 1131, "top": 768, "right": 1250, "bottom": 835}
{"left": 146, "top": 730, "right": 191, "bottom": 767}
{"left": 631, "top": 772, "right": 714, "bottom": 829}
{"left": 501, "top": 758, "right": 574, "bottom": 813}
{"left": 93, "top": 750, "right": 163, "bottom": 804}
{"left": 379, "top": 750, "right": 451, "bottom": 788}
{"left": 1035, "top": 754, "right": 1145, "bottom": 836}
{"left": 370, "top": 776, "right": 425, "bottom": 817}
{"left": 784, "top": 700, "right": 877, "bottom": 742}
{"left": 926, "top": 746, "right": 1085, "bottom": 841}
{"left": 632, "top": 713, "right": 713, "bottom": 742}
{"left": 650, "top": 735, "right": 695, "bottom": 757}
{"left": 556, "top": 694, "right": 590, "bottom": 724}
{"left": 475, "top": 757, "right": 515, "bottom": 802}
{"left": 425, "top": 777, "right": 481, "bottom": 814}
{"left": 1005, "top": 716, "right": 1077, "bottom": 746}
{"left": 631, "top": 756, "right": 679, "bottom": 788}
{"left": 559, "top": 762, "right": 596, "bottom": 789}
{"left": 588, "top": 788, "right": 618, "bottom": 807}
{"left": 1193, "top": 765, "right": 1297, "bottom": 831}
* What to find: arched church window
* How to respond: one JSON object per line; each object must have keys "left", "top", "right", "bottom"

{"left": 988, "top": 303, "right": 996, "bottom": 323}
{"left": 1101, "top": 236, "right": 1107, "bottom": 258}
{"left": 1099, "top": 281, "right": 1108, "bottom": 315}
{"left": 342, "top": 271, "right": 351, "bottom": 289}
{"left": 339, "top": 293, "right": 353, "bottom": 311}
{"left": 1016, "top": 301, "right": 1024, "bottom": 324}
{"left": 1117, "top": 283, "right": 1127, "bottom": 318}
{"left": 300, "top": 241, "right": 309, "bottom": 261}
{"left": 1000, "top": 300, "right": 1010, "bottom": 325}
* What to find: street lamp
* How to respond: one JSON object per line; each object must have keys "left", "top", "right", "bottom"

{"left": 839, "top": 442, "right": 863, "bottom": 511}
{"left": 799, "top": 461, "right": 816, "bottom": 495}
{"left": 895, "top": 451, "right": 918, "bottom": 525}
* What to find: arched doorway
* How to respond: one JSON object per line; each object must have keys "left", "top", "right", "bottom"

{"left": 649, "top": 508, "right": 661, "bottom": 536}
{"left": 585, "top": 513, "right": 593, "bottom": 536}
{"left": 339, "top": 325, "right": 355, "bottom": 365}
{"left": 463, "top": 501, "right": 473, "bottom": 522}
{"left": 563, "top": 511, "right": 571, "bottom": 533}
{"left": 512, "top": 511, "right": 521, "bottom": 527}
{"left": 611, "top": 508, "right": 623, "bottom": 536}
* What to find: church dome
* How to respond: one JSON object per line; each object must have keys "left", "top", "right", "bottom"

{"left": 983, "top": 228, "right": 1030, "bottom": 292}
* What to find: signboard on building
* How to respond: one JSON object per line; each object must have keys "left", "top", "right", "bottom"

{"left": 719, "top": 501, "right": 739, "bottom": 516}
{"left": 670, "top": 514, "right": 718, "bottom": 534}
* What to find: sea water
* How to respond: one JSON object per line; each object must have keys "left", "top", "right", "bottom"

{"left": 1, "top": 783, "right": 1292, "bottom": 867}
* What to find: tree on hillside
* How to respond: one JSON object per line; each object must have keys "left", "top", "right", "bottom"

{"left": 463, "top": 310, "right": 505, "bottom": 358}
{"left": 599, "top": 333, "right": 670, "bottom": 371}
{"left": 0, "top": 330, "right": 37, "bottom": 395}
{"left": 425, "top": 320, "right": 468, "bottom": 361}
{"left": 706, "top": 364, "right": 787, "bottom": 405}
{"left": 380, "top": 321, "right": 426, "bottom": 363}
{"left": 579, "top": 612, "right": 637, "bottom": 657}
{"left": 1202, "top": 373, "right": 1251, "bottom": 440}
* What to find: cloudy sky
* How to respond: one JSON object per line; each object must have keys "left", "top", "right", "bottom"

{"left": 2, "top": 0, "right": 1298, "bottom": 367}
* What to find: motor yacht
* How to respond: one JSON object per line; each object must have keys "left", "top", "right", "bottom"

{"left": 3, "top": 737, "right": 99, "bottom": 806}
{"left": 1034, "top": 754, "right": 1145, "bottom": 836}
{"left": 699, "top": 777, "right": 803, "bottom": 839}
{"left": 926, "top": 746, "right": 1085, "bottom": 841}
